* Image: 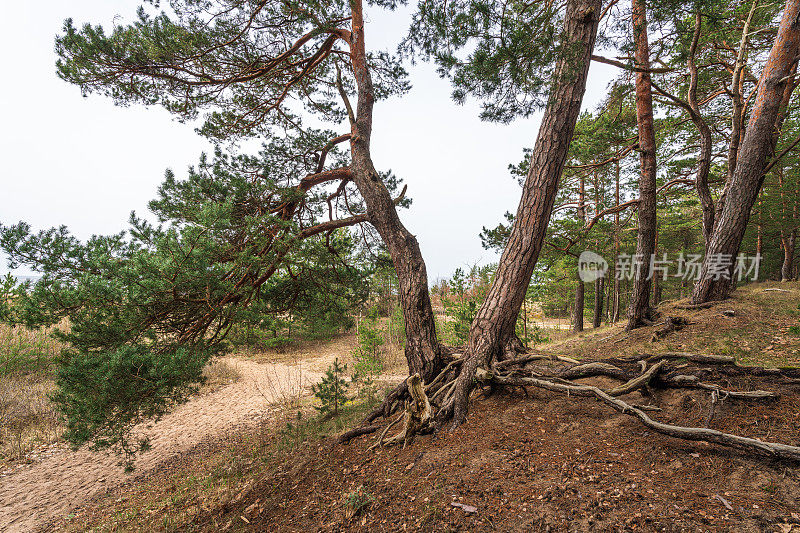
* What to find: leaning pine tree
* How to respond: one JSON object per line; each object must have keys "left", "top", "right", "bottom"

{"left": 3, "top": 0, "right": 446, "bottom": 455}
{"left": 5, "top": 0, "right": 800, "bottom": 463}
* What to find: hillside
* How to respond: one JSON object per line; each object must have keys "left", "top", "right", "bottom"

{"left": 52, "top": 282, "right": 800, "bottom": 532}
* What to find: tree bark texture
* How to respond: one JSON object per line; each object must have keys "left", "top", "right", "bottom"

{"left": 574, "top": 173, "right": 587, "bottom": 332}
{"left": 445, "top": 0, "right": 603, "bottom": 428}
{"left": 347, "top": 0, "right": 442, "bottom": 380}
{"left": 626, "top": 0, "right": 658, "bottom": 330}
{"left": 593, "top": 276, "right": 604, "bottom": 328}
{"left": 693, "top": 0, "right": 800, "bottom": 302}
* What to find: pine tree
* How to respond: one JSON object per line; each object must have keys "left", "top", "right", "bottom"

{"left": 312, "top": 358, "right": 350, "bottom": 418}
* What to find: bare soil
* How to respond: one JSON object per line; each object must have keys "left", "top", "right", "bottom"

{"left": 0, "top": 351, "right": 331, "bottom": 532}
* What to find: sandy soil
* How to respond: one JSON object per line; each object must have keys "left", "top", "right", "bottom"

{"left": 0, "top": 352, "right": 332, "bottom": 532}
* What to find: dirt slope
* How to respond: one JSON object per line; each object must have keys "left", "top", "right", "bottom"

{"left": 36, "top": 283, "right": 800, "bottom": 531}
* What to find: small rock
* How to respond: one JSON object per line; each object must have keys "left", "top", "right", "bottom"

{"left": 722, "top": 310, "right": 736, "bottom": 317}
{"left": 451, "top": 502, "right": 478, "bottom": 514}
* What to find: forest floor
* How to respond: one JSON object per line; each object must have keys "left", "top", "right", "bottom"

{"left": 20, "top": 282, "right": 800, "bottom": 532}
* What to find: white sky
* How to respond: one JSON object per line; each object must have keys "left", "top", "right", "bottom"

{"left": 0, "top": 1, "right": 616, "bottom": 281}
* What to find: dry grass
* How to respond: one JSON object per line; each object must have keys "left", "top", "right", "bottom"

{"left": 539, "top": 281, "right": 800, "bottom": 367}
{"left": 201, "top": 359, "right": 242, "bottom": 393}
{"left": 0, "top": 322, "right": 62, "bottom": 376}
{"left": 0, "top": 323, "right": 65, "bottom": 468}
{"left": 253, "top": 359, "right": 308, "bottom": 410}
{"left": 241, "top": 333, "right": 358, "bottom": 367}
{"left": 53, "top": 397, "right": 381, "bottom": 533}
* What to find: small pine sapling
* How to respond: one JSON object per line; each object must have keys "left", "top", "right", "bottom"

{"left": 312, "top": 357, "right": 350, "bottom": 417}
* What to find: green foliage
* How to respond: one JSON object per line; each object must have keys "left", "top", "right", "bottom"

{"left": 344, "top": 485, "right": 374, "bottom": 517}
{"left": 0, "top": 274, "right": 21, "bottom": 323}
{"left": 351, "top": 306, "right": 384, "bottom": 402}
{"left": 790, "top": 305, "right": 800, "bottom": 336}
{"left": 55, "top": 1, "right": 410, "bottom": 141}
{"left": 312, "top": 358, "right": 350, "bottom": 417}
{"left": 0, "top": 146, "right": 373, "bottom": 455}
{"left": 437, "top": 266, "right": 492, "bottom": 344}
{"left": 405, "top": 0, "right": 574, "bottom": 121}
{"left": 52, "top": 345, "right": 210, "bottom": 458}
{"left": 351, "top": 307, "right": 384, "bottom": 379}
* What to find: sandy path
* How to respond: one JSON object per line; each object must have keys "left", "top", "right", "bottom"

{"left": 0, "top": 355, "right": 328, "bottom": 532}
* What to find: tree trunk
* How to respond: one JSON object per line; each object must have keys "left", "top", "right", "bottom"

{"left": 652, "top": 224, "right": 661, "bottom": 306}
{"left": 626, "top": 0, "right": 658, "bottom": 330}
{"left": 444, "top": 0, "right": 602, "bottom": 428}
{"left": 687, "top": 12, "right": 715, "bottom": 248}
{"left": 612, "top": 160, "right": 621, "bottom": 322}
{"left": 593, "top": 276, "right": 604, "bottom": 328}
{"left": 719, "top": 0, "right": 759, "bottom": 224}
{"left": 781, "top": 230, "right": 797, "bottom": 281}
{"left": 573, "top": 173, "right": 587, "bottom": 332}
{"left": 347, "top": 0, "right": 442, "bottom": 380}
{"left": 693, "top": 0, "right": 800, "bottom": 303}
{"left": 573, "top": 277, "right": 585, "bottom": 332}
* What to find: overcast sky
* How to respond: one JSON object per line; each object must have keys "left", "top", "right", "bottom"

{"left": 0, "top": 1, "right": 616, "bottom": 281}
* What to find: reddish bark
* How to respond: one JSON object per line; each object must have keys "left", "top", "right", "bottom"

{"left": 626, "top": 0, "right": 658, "bottom": 330}
{"left": 574, "top": 173, "right": 586, "bottom": 332}
{"left": 444, "top": 0, "right": 603, "bottom": 428}
{"left": 347, "top": 0, "right": 442, "bottom": 379}
{"left": 693, "top": 0, "right": 800, "bottom": 302}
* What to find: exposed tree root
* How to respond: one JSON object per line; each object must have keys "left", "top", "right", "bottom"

{"left": 606, "top": 360, "right": 665, "bottom": 396}
{"left": 485, "top": 371, "right": 800, "bottom": 462}
{"left": 675, "top": 301, "right": 719, "bottom": 310}
{"left": 369, "top": 374, "right": 431, "bottom": 449}
{"left": 348, "top": 349, "right": 799, "bottom": 462}
{"left": 650, "top": 316, "right": 689, "bottom": 342}
{"left": 338, "top": 425, "right": 379, "bottom": 444}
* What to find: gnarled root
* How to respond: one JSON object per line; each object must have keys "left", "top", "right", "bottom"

{"left": 346, "top": 349, "right": 797, "bottom": 463}
{"left": 485, "top": 370, "right": 800, "bottom": 462}
{"left": 370, "top": 374, "right": 432, "bottom": 449}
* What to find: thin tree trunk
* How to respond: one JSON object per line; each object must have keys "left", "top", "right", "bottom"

{"left": 652, "top": 219, "right": 661, "bottom": 306}
{"left": 573, "top": 278, "right": 585, "bottom": 331}
{"left": 592, "top": 167, "right": 603, "bottom": 328}
{"left": 687, "top": 12, "right": 716, "bottom": 247}
{"left": 626, "top": 0, "right": 658, "bottom": 330}
{"left": 693, "top": 0, "right": 800, "bottom": 302}
{"left": 719, "top": 0, "right": 759, "bottom": 224}
{"left": 593, "top": 276, "right": 604, "bottom": 328}
{"left": 781, "top": 230, "right": 797, "bottom": 281}
{"left": 612, "top": 160, "right": 621, "bottom": 322}
{"left": 574, "top": 173, "right": 587, "bottom": 332}
{"left": 347, "top": 0, "right": 442, "bottom": 380}
{"left": 444, "top": 0, "right": 602, "bottom": 428}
